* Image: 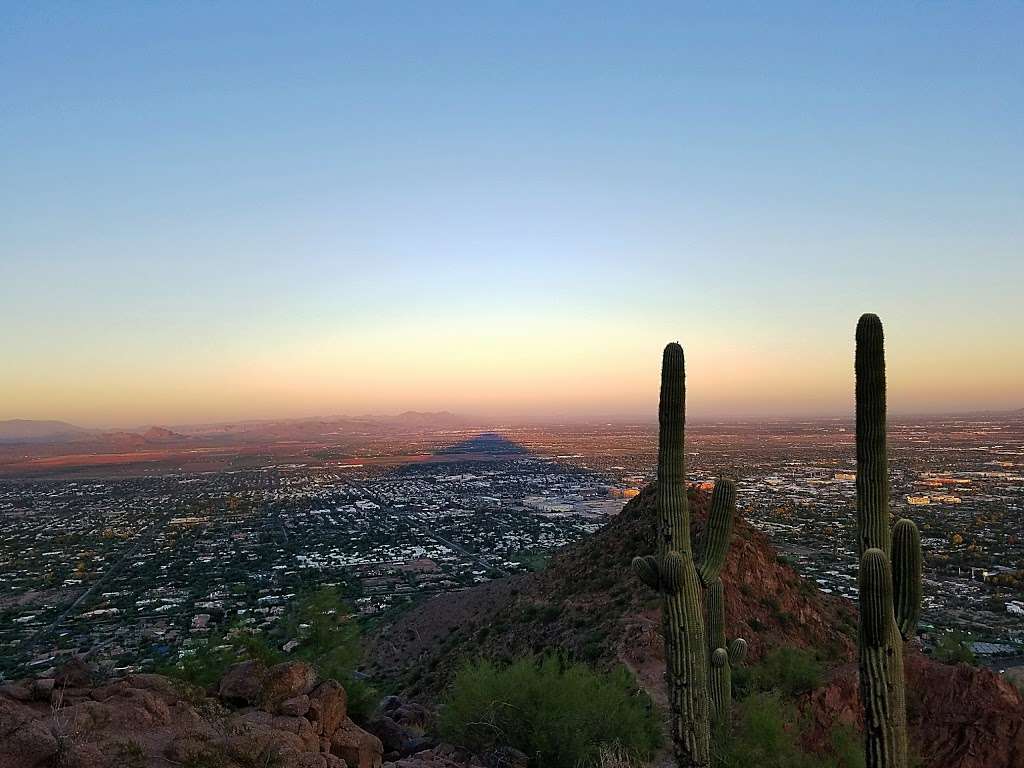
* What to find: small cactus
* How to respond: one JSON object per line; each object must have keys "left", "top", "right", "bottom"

{"left": 854, "top": 314, "right": 923, "bottom": 768}
{"left": 706, "top": 573, "right": 747, "bottom": 741}
{"left": 632, "top": 343, "right": 739, "bottom": 768}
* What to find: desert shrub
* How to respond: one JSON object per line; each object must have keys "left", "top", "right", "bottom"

{"left": 159, "top": 587, "right": 376, "bottom": 718}
{"left": 829, "top": 724, "right": 865, "bottom": 768}
{"left": 931, "top": 631, "right": 976, "bottom": 665}
{"left": 439, "top": 655, "right": 660, "bottom": 768}
{"left": 280, "top": 586, "right": 378, "bottom": 720}
{"left": 753, "top": 646, "right": 824, "bottom": 697}
{"left": 156, "top": 631, "right": 241, "bottom": 689}
{"left": 715, "top": 692, "right": 862, "bottom": 768}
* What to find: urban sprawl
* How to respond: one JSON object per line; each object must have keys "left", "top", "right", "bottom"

{"left": 1, "top": 419, "right": 1021, "bottom": 680}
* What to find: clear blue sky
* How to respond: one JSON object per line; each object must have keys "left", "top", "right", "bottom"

{"left": 2, "top": 2, "right": 1022, "bottom": 425}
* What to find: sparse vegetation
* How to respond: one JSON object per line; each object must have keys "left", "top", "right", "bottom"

{"left": 931, "top": 631, "right": 976, "bottom": 665}
{"left": 438, "top": 655, "right": 661, "bottom": 768}
{"left": 736, "top": 646, "right": 824, "bottom": 699}
{"left": 158, "top": 586, "right": 377, "bottom": 719}
{"left": 714, "top": 692, "right": 863, "bottom": 768}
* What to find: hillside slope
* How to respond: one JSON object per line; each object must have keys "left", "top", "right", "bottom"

{"left": 369, "top": 486, "right": 855, "bottom": 694}
{"left": 368, "top": 485, "right": 1024, "bottom": 768}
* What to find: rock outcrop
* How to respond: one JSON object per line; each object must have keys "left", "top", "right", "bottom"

{"left": 0, "top": 658, "right": 382, "bottom": 768}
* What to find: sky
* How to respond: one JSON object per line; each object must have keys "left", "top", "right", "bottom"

{"left": 2, "top": 2, "right": 1022, "bottom": 427}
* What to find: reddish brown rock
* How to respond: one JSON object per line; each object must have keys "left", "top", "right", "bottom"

{"left": 0, "top": 682, "right": 32, "bottom": 702}
{"left": 56, "top": 742, "right": 106, "bottom": 768}
{"left": 165, "top": 736, "right": 211, "bottom": 764}
{"left": 0, "top": 669, "right": 360, "bottom": 768}
{"left": 218, "top": 659, "right": 269, "bottom": 706}
{"left": 31, "top": 678, "right": 55, "bottom": 702}
{"left": 280, "top": 693, "right": 312, "bottom": 717}
{"left": 262, "top": 661, "right": 318, "bottom": 711}
{"left": 0, "top": 698, "right": 58, "bottom": 768}
{"left": 54, "top": 657, "right": 95, "bottom": 689}
{"left": 803, "top": 654, "right": 1024, "bottom": 768}
{"left": 309, "top": 679, "right": 348, "bottom": 736}
{"left": 331, "top": 717, "right": 384, "bottom": 768}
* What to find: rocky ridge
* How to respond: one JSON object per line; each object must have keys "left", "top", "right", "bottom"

{"left": 0, "top": 657, "right": 383, "bottom": 768}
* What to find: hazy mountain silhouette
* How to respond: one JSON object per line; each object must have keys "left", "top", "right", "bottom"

{"left": 0, "top": 419, "right": 88, "bottom": 443}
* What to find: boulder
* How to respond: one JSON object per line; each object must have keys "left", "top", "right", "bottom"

{"left": 308, "top": 680, "right": 348, "bottom": 736}
{"left": 218, "top": 660, "right": 269, "bottom": 706}
{"left": 54, "top": 657, "right": 95, "bottom": 689}
{"left": 272, "top": 715, "right": 321, "bottom": 752}
{"left": 392, "top": 703, "right": 430, "bottom": 729}
{"left": 0, "top": 682, "right": 32, "bottom": 702}
{"left": 165, "top": 736, "right": 211, "bottom": 764}
{"left": 0, "top": 700, "right": 58, "bottom": 768}
{"left": 331, "top": 717, "right": 383, "bottom": 768}
{"left": 55, "top": 742, "right": 106, "bottom": 768}
{"left": 382, "top": 745, "right": 484, "bottom": 768}
{"left": 280, "top": 694, "right": 311, "bottom": 717}
{"left": 277, "top": 750, "right": 330, "bottom": 768}
{"left": 126, "top": 673, "right": 186, "bottom": 704}
{"left": 262, "top": 662, "right": 318, "bottom": 711}
{"left": 366, "top": 714, "right": 410, "bottom": 755}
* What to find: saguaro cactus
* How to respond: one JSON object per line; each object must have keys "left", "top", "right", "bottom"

{"left": 706, "top": 571, "right": 747, "bottom": 741}
{"left": 632, "top": 343, "right": 738, "bottom": 768}
{"left": 854, "top": 314, "right": 923, "bottom": 768}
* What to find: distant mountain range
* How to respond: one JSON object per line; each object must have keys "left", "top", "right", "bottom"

{"left": 0, "top": 420, "right": 89, "bottom": 443}
{"left": 0, "top": 411, "right": 473, "bottom": 445}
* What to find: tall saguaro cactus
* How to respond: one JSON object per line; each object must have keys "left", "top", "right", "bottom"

{"left": 854, "top": 314, "right": 923, "bottom": 768}
{"left": 632, "top": 343, "right": 738, "bottom": 768}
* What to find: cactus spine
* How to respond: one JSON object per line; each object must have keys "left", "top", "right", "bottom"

{"left": 854, "top": 314, "right": 923, "bottom": 768}
{"left": 632, "top": 343, "right": 738, "bottom": 768}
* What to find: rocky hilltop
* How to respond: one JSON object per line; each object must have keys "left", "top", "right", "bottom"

{"left": 369, "top": 485, "right": 1024, "bottom": 768}
{"left": 0, "top": 657, "right": 383, "bottom": 768}
{"left": 370, "top": 486, "right": 855, "bottom": 694}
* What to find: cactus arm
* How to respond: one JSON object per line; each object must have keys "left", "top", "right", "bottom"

{"left": 706, "top": 578, "right": 726, "bottom": 653}
{"left": 633, "top": 555, "right": 660, "bottom": 590}
{"left": 892, "top": 519, "right": 922, "bottom": 640}
{"left": 728, "top": 638, "right": 747, "bottom": 665}
{"left": 698, "top": 478, "right": 736, "bottom": 586}
{"left": 860, "top": 549, "right": 893, "bottom": 648}
{"left": 859, "top": 548, "right": 905, "bottom": 767}
{"left": 705, "top": 577, "right": 742, "bottom": 741}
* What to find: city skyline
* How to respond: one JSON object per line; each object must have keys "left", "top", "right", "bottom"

{"left": 3, "top": 3, "right": 1022, "bottom": 425}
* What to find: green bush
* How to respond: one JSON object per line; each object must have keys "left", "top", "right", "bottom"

{"left": 931, "top": 631, "right": 976, "bottom": 665}
{"left": 714, "top": 692, "right": 863, "bottom": 768}
{"left": 155, "top": 629, "right": 257, "bottom": 689}
{"left": 439, "top": 655, "right": 660, "bottom": 768}
{"left": 159, "top": 587, "right": 377, "bottom": 719}
{"left": 747, "top": 646, "right": 824, "bottom": 698}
